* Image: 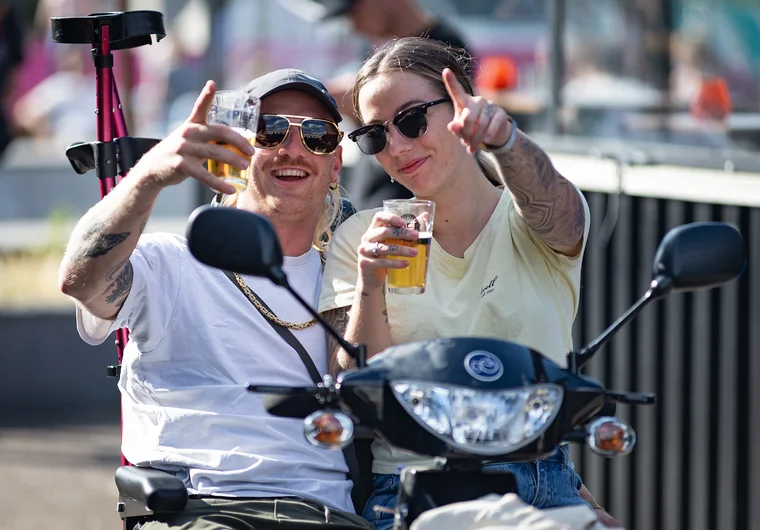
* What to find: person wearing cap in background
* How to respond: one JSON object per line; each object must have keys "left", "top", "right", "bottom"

{"left": 58, "top": 69, "right": 375, "bottom": 530}
{"left": 282, "top": 0, "right": 471, "bottom": 211}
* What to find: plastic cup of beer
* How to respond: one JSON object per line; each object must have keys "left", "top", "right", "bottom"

{"left": 207, "top": 90, "right": 260, "bottom": 194}
{"left": 383, "top": 199, "right": 435, "bottom": 295}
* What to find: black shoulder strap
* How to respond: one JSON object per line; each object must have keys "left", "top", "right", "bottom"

{"left": 221, "top": 270, "right": 361, "bottom": 485}
{"left": 222, "top": 270, "right": 322, "bottom": 384}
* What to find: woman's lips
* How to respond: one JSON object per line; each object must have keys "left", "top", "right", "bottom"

{"left": 398, "top": 157, "right": 427, "bottom": 175}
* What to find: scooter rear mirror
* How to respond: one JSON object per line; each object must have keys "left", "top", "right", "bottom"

{"left": 186, "top": 205, "right": 366, "bottom": 367}
{"left": 651, "top": 221, "right": 746, "bottom": 294}
{"left": 186, "top": 205, "right": 286, "bottom": 285}
{"left": 569, "top": 221, "right": 746, "bottom": 373}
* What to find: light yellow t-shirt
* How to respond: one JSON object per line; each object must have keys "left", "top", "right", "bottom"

{"left": 318, "top": 189, "right": 591, "bottom": 474}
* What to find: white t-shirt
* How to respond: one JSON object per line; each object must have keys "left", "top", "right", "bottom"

{"left": 77, "top": 233, "right": 353, "bottom": 512}
{"left": 319, "top": 190, "right": 591, "bottom": 473}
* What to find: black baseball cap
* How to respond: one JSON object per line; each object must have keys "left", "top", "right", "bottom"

{"left": 244, "top": 68, "right": 342, "bottom": 123}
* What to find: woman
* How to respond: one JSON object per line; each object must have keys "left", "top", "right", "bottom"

{"left": 319, "top": 37, "right": 617, "bottom": 529}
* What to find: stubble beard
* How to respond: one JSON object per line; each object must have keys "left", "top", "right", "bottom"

{"left": 247, "top": 161, "right": 331, "bottom": 226}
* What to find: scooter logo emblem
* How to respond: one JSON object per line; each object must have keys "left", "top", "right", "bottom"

{"left": 464, "top": 351, "right": 504, "bottom": 382}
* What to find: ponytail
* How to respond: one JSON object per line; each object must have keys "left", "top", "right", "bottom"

{"left": 476, "top": 150, "right": 502, "bottom": 187}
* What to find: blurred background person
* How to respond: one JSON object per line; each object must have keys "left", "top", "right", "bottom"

{"left": 9, "top": 0, "right": 150, "bottom": 152}
{"left": 0, "top": 1, "right": 23, "bottom": 161}
{"left": 671, "top": 34, "right": 732, "bottom": 122}
{"left": 281, "top": 0, "right": 471, "bottom": 210}
{"left": 11, "top": 45, "right": 94, "bottom": 151}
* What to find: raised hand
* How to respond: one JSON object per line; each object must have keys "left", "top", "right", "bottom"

{"left": 442, "top": 68, "right": 513, "bottom": 154}
{"left": 132, "top": 80, "right": 254, "bottom": 194}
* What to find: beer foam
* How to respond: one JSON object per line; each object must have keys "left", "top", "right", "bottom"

{"left": 232, "top": 126, "right": 256, "bottom": 140}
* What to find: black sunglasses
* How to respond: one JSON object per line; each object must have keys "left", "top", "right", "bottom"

{"left": 348, "top": 98, "right": 451, "bottom": 155}
{"left": 255, "top": 114, "right": 344, "bottom": 155}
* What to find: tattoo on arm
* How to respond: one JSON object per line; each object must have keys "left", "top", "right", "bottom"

{"left": 105, "top": 257, "right": 130, "bottom": 282}
{"left": 104, "top": 261, "right": 133, "bottom": 305}
{"left": 493, "top": 132, "right": 585, "bottom": 254}
{"left": 73, "top": 221, "right": 131, "bottom": 260}
{"left": 321, "top": 307, "right": 354, "bottom": 374}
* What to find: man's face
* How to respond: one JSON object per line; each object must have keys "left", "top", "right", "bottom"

{"left": 243, "top": 89, "right": 342, "bottom": 224}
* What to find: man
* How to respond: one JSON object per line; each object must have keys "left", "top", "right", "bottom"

{"left": 316, "top": 0, "right": 468, "bottom": 66}
{"left": 58, "top": 69, "right": 373, "bottom": 530}
{"left": 282, "top": 0, "right": 470, "bottom": 210}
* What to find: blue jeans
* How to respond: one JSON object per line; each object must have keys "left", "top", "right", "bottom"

{"left": 362, "top": 446, "right": 587, "bottom": 530}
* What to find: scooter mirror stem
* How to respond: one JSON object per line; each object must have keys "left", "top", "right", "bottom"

{"left": 279, "top": 277, "right": 367, "bottom": 369}
{"left": 568, "top": 276, "right": 672, "bottom": 374}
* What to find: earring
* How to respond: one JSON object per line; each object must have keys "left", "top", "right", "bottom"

{"left": 329, "top": 182, "right": 338, "bottom": 190}
{"left": 390, "top": 177, "right": 395, "bottom": 184}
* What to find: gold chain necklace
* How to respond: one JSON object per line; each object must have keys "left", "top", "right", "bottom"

{"left": 232, "top": 272, "right": 317, "bottom": 330}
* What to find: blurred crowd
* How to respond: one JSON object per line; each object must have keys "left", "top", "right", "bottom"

{"left": 0, "top": 0, "right": 758, "bottom": 165}
{"left": 0, "top": 0, "right": 365, "bottom": 160}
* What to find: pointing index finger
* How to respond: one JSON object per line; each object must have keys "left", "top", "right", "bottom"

{"left": 188, "top": 80, "right": 216, "bottom": 125}
{"left": 442, "top": 68, "right": 469, "bottom": 113}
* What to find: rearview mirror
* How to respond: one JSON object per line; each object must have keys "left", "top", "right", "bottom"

{"left": 186, "top": 206, "right": 285, "bottom": 285}
{"left": 652, "top": 222, "right": 746, "bottom": 295}
{"left": 570, "top": 221, "right": 746, "bottom": 372}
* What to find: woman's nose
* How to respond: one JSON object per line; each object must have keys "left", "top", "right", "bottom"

{"left": 386, "top": 126, "right": 413, "bottom": 156}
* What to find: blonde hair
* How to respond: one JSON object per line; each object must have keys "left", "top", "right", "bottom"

{"left": 351, "top": 37, "right": 501, "bottom": 187}
{"left": 221, "top": 184, "right": 343, "bottom": 254}
{"left": 315, "top": 184, "right": 343, "bottom": 253}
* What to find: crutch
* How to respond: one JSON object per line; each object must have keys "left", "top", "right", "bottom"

{"left": 50, "top": 13, "right": 198, "bottom": 526}
{"left": 50, "top": 10, "right": 166, "bottom": 465}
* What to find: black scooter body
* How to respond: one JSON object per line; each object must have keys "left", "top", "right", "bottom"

{"left": 339, "top": 337, "right": 606, "bottom": 462}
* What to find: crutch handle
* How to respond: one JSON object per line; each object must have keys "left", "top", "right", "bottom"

{"left": 65, "top": 137, "right": 160, "bottom": 177}
{"left": 51, "top": 10, "right": 165, "bottom": 50}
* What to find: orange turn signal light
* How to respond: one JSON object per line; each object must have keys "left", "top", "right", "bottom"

{"left": 304, "top": 410, "right": 354, "bottom": 449}
{"left": 587, "top": 417, "right": 636, "bottom": 456}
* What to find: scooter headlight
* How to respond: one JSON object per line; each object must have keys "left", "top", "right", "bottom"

{"left": 391, "top": 381, "right": 563, "bottom": 456}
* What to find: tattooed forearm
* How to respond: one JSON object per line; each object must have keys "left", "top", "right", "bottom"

{"left": 321, "top": 307, "right": 355, "bottom": 375}
{"left": 73, "top": 221, "right": 131, "bottom": 261}
{"left": 58, "top": 169, "right": 162, "bottom": 318}
{"left": 492, "top": 131, "right": 585, "bottom": 255}
{"left": 104, "top": 261, "right": 133, "bottom": 305}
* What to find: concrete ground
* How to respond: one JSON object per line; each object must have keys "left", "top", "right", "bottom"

{"left": 0, "top": 423, "right": 122, "bottom": 530}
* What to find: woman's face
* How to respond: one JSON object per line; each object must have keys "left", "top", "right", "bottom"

{"left": 356, "top": 71, "right": 465, "bottom": 197}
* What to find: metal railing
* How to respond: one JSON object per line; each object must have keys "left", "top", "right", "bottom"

{"left": 570, "top": 190, "right": 759, "bottom": 530}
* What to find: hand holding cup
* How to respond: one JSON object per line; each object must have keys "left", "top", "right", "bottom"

{"left": 206, "top": 89, "right": 260, "bottom": 195}
{"left": 358, "top": 199, "right": 435, "bottom": 295}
